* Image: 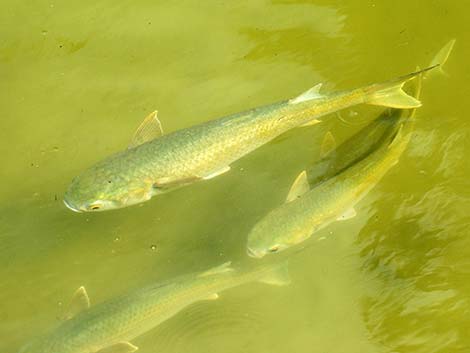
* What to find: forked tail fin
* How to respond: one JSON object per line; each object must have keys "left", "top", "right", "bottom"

{"left": 364, "top": 65, "right": 438, "bottom": 109}
{"left": 428, "top": 39, "right": 456, "bottom": 77}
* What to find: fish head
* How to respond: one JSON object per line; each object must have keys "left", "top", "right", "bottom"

{"left": 64, "top": 163, "right": 153, "bottom": 212}
{"left": 246, "top": 217, "right": 302, "bottom": 258}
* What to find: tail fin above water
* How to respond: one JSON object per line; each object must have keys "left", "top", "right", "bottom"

{"left": 364, "top": 65, "right": 438, "bottom": 109}
{"left": 428, "top": 39, "right": 456, "bottom": 77}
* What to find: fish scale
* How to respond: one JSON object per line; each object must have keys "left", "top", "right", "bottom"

{"left": 246, "top": 95, "right": 417, "bottom": 258}
{"left": 19, "top": 262, "right": 289, "bottom": 353}
{"left": 64, "top": 67, "right": 430, "bottom": 212}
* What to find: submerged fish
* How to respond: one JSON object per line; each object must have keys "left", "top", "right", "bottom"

{"left": 64, "top": 67, "right": 433, "bottom": 212}
{"left": 308, "top": 107, "right": 403, "bottom": 187}
{"left": 246, "top": 77, "right": 422, "bottom": 258}
{"left": 19, "top": 261, "right": 289, "bottom": 353}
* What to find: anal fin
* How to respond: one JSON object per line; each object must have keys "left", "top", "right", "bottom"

{"left": 202, "top": 166, "right": 231, "bottom": 180}
{"left": 96, "top": 342, "right": 138, "bottom": 353}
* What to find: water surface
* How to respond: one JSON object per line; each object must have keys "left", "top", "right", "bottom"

{"left": 1, "top": 1, "right": 469, "bottom": 352}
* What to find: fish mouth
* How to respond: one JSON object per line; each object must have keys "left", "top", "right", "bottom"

{"left": 246, "top": 247, "right": 263, "bottom": 258}
{"left": 63, "top": 199, "right": 82, "bottom": 213}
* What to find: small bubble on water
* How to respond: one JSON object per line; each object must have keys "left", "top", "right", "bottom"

{"left": 41, "top": 30, "right": 48, "bottom": 35}
{"left": 150, "top": 244, "right": 157, "bottom": 251}
{"left": 349, "top": 110, "right": 359, "bottom": 117}
{"left": 114, "top": 236, "right": 120, "bottom": 242}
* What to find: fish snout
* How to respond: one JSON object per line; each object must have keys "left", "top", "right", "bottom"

{"left": 63, "top": 198, "right": 82, "bottom": 213}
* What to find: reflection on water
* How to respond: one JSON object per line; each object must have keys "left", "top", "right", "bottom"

{"left": 241, "top": 2, "right": 347, "bottom": 62}
{"left": 357, "top": 127, "right": 470, "bottom": 352}
{"left": 1, "top": 0, "right": 469, "bottom": 352}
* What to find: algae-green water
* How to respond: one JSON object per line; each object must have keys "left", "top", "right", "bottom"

{"left": 1, "top": 1, "right": 469, "bottom": 352}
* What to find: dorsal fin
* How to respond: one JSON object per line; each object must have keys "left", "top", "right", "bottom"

{"left": 320, "top": 131, "right": 337, "bottom": 158}
{"left": 289, "top": 83, "right": 324, "bottom": 104}
{"left": 62, "top": 286, "right": 90, "bottom": 320}
{"left": 198, "top": 262, "right": 233, "bottom": 277}
{"left": 286, "top": 171, "right": 310, "bottom": 203}
{"left": 129, "top": 111, "right": 163, "bottom": 149}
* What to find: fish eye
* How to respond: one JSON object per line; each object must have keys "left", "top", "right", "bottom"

{"left": 268, "top": 245, "right": 280, "bottom": 253}
{"left": 89, "top": 203, "right": 102, "bottom": 211}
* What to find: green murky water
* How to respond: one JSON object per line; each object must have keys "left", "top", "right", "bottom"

{"left": 1, "top": 1, "right": 469, "bottom": 352}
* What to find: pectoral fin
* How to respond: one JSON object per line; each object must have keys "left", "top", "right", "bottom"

{"left": 96, "top": 342, "right": 138, "bottom": 353}
{"left": 62, "top": 286, "right": 90, "bottom": 320}
{"left": 129, "top": 111, "right": 163, "bottom": 149}
{"left": 337, "top": 207, "right": 357, "bottom": 221}
{"left": 286, "top": 171, "right": 310, "bottom": 203}
{"left": 153, "top": 176, "right": 201, "bottom": 189}
{"left": 202, "top": 166, "right": 231, "bottom": 180}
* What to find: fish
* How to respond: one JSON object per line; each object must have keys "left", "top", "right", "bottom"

{"left": 428, "top": 38, "right": 456, "bottom": 77}
{"left": 246, "top": 76, "right": 423, "bottom": 258}
{"left": 63, "top": 67, "right": 435, "bottom": 212}
{"left": 308, "top": 106, "right": 403, "bottom": 187}
{"left": 18, "top": 261, "right": 289, "bottom": 353}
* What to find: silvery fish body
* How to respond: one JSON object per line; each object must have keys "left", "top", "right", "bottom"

{"left": 247, "top": 117, "right": 413, "bottom": 258}
{"left": 246, "top": 76, "right": 422, "bottom": 258}
{"left": 64, "top": 68, "right": 428, "bottom": 212}
{"left": 19, "top": 262, "right": 289, "bottom": 353}
{"left": 308, "top": 108, "right": 403, "bottom": 187}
